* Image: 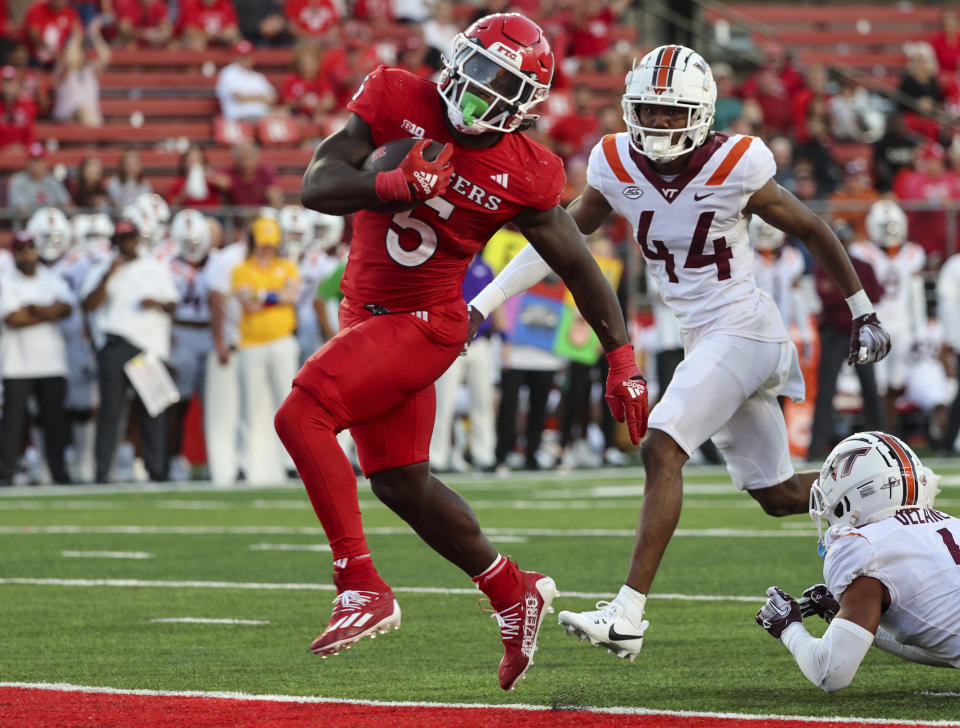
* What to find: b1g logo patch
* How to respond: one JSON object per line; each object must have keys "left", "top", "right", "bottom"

{"left": 623, "top": 186, "right": 643, "bottom": 199}
{"left": 402, "top": 119, "right": 425, "bottom": 138}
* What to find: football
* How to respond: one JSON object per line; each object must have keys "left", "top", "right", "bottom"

{"left": 362, "top": 137, "right": 447, "bottom": 213}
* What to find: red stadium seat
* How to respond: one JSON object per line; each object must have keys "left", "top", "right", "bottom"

{"left": 256, "top": 115, "right": 302, "bottom": 146}
{"left": 214, "top": 118, "right": 255, "bottom": 146}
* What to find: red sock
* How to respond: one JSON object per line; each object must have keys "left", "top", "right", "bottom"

{"left": 472, "top": 555, "right": 521, "bottom": 611}
{"left": 334, "top": 554, "right": 389, "bottom": 592}
{"left": 275, "top": 387, "right": 380, "bottom": 576}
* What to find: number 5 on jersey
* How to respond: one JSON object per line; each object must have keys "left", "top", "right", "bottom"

{"left": 386, "top": 197, "right": 456, "bottom": 267}
{"left": 637, "top": 210, "right": 733, "bottom": 282}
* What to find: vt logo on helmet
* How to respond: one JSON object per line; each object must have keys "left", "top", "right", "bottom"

{"left": 809, "top": 431, "right": 933, "bottom": 549}
{"left": 622, "top": 45, "right": 717, "bottom": 162}
{"left": 437, "top": 13, "right": 554, "bottom": 135}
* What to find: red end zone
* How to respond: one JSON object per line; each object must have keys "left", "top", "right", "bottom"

{"left": 0, "top": 686, "right": 949, "bottom": 728}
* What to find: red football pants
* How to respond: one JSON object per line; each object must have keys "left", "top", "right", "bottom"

{"left": 275, "top": 297, "right": 466, "bottom": 562}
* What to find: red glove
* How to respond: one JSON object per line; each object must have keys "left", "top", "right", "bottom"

{"left": 374, "top": 139, "right": 454, "bottom": 203}
{"left": 604, "top": 344, "right": 648, "bottom": 445}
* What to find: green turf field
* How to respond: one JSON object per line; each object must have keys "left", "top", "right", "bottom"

{"left": 1, "top": 464, "right": 959, "bottom": 721}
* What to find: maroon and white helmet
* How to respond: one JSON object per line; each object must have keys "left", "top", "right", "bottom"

{"left": 748, "top": 215, "right": 786, "bottom": 252}
{"left": 622, "top": 45, "right": 716, "bottom": 161}
{"left": 26, "top": 207, "right": 72, "bottom": 263}
{"left": 171, "top": 209, "right": 211, "bottom": 263}
{"left": 438, "top": 13, "right": 554, "bottom": 134}
{"left": 866, "top": 200, "right": 908, "bottom": 250}
{"left": 809, "top": 431, "right": 931, "bottom": 546}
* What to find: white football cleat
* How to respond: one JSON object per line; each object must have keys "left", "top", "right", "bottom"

{"left": 558, "top": 600, "right": 649, "bottom": 662}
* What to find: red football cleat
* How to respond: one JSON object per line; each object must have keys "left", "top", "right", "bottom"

{"left": 489, "top": 570, "right": 558, "bottom": 690}
{"left": 311, "top": 585, "right": 401, "bottom": 658}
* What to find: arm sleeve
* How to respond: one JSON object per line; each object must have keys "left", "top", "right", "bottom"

{"left": 779, "top": 618, "right": 875, "bottom": 692}
{"left": 468, "top": 244, "right": 552, "bottom": 318}
{"left": 872, "top": 627, "right": 954, "bottom": 667}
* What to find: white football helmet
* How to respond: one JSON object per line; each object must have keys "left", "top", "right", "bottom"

{"left": 26, "top": 207, "right": 72, "bottom": 263}
{"left": 622, "top": 45, "right": 716, "bottom": 161}
{"left": 120, "top": 203, "right": 160, "bottom": 253}
{"left": 437, "top": 13, "right": 553, "bottom": 134}
{"left": 171, "top": 209, "right": 211, "bottom": 263}
{"left": 278, "top": 205, "right": 316, "bottom": 257}
{"left": 72, "top": 213, "right": 114, "bottom": 255}
{"left": 866, "top": 200, "right": 908, "bottom": 250}
{"left": 314, "top": 212, "right": 345, "bottom": 251}
{"left": 748, "top": 215, "right": 786, "bottom": 252}
{"left": 809, "top": 431, "right": 930, "bottom": 546}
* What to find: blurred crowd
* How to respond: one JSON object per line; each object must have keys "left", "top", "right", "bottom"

{"left": 1, "top": 1, "right": 960, "bottom": 483}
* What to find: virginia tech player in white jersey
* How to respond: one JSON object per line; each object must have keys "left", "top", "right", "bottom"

{"left": 757, "top": 432, "right": 960, "bottom": 691}
{"left": 467, "top": 43, "right": 892, "bottom": 665}
{"left": 588, "top": 130, "right": 788, "bottom": 341}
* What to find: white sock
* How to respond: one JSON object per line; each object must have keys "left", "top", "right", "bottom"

{"left": 617, "top": 584, "right": 647, "bottom": 620}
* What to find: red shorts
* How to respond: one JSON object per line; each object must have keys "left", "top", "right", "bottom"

{"left": 293, "top": 297, "right": 467, "bottom": 476}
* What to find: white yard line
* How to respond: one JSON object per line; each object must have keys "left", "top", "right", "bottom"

{"left": 248, "top": 543, "right": 331, "bottom": 552}
{"left": 149, "top": 618, "right": 269, "bottom": 625}
{"left": 0, "top": 682, "right": 956, "bottom": 726}
{"left": 61, "top": 551, "right": 153, "bottom": 559}
{"left": 0, "top": 576, "right": 766, "bottom": 602}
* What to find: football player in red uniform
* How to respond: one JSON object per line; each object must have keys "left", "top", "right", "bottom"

{"left": 275, "top": 13, "right": 646, "bottom": 690}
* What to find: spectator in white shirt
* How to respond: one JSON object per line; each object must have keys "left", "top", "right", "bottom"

{"left": 203, "top": 232, "right": 248, "bottom": 485}
{"left": 81, "top": 220, "right": 180, "bottom": 483}
{"left": 215, "top": 40, "right": 276, "bottom": 122}
{"left": 0, "top": 231, "right": 75, "bottom": 485}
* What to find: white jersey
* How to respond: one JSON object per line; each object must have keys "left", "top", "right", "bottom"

{"left": 823, "top": 510, "right": 960, "bottom": 667}
{"left": 295, "top": 247, "right": 341, "bottom": 360}
{"left": 169, "top": 257, "right": 210, "bottom": 325}
{"left": 587, "top": 132, "right": 787, "bottom": 342}
{"left": 849, "top": 241, "right": 925, "bottom": 335}
{"left": 937, "top": 253, "right": 960, "bottom": 351}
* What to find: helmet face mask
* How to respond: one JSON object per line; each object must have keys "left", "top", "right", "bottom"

{"left": 438, "top": 13, "right": 553, "bottom": 135}
{"left": 748, "top": 215, "right": 786, "bottom": 253}
{"left": 26, "top": 207, "right": 72, "bottom": 264}
{"left": 622, "top": 45, "right": 716, "bottom": 162}
{"left": 171, "top": 209, "right": 210, "bottom": 264}
{"left": 866, "top": 200, "right": 907, "bottom": 251}
{"left": 278, "top": 205, "right": 316, "bottom": 258}
{"left": 809, "top": 431, "right": 928, "bottom": 548}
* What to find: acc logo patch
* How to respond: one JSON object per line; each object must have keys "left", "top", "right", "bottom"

{"left": 623, "top": 186, "right": 643, "bottom": 199}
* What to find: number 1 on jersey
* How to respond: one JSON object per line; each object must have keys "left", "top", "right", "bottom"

{"left": 937, "top": 527, "right": 960, "bottom": 566}
{"left": 636, "top": 210, "right": 733, "bottom": 282}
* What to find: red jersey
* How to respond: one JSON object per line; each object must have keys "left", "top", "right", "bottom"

{"left": 23, "top": 0, "right": 80, "bottom": 63}
{"left": 0, "top": 98, "right": 36, "bottom": 147}
{"left": 177, "top": 0, "right": 237, "bottom": 35}
{"left": 285, "top": 0, "right": 338, "bottom": 36}
{"left": 280, "top": 72, "right": 332, "bottom": 115}
{"left": 115, "top": 0, "right": 169, "bottom": 29}
{"left": 342, "top": 66, "right": 565, "bottom": 312}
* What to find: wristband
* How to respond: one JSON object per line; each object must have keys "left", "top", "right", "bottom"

{"left": 845, "top": 289, "right": 874, "bottom": 318}
{"left": 468, "top": 282, "right": 508, "bottom": 320}
{"left": 605, "top": 343, "right": 636, "bottom": 371}
{"left": 374, "top": 168, "right": 410, "bottom": 203}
